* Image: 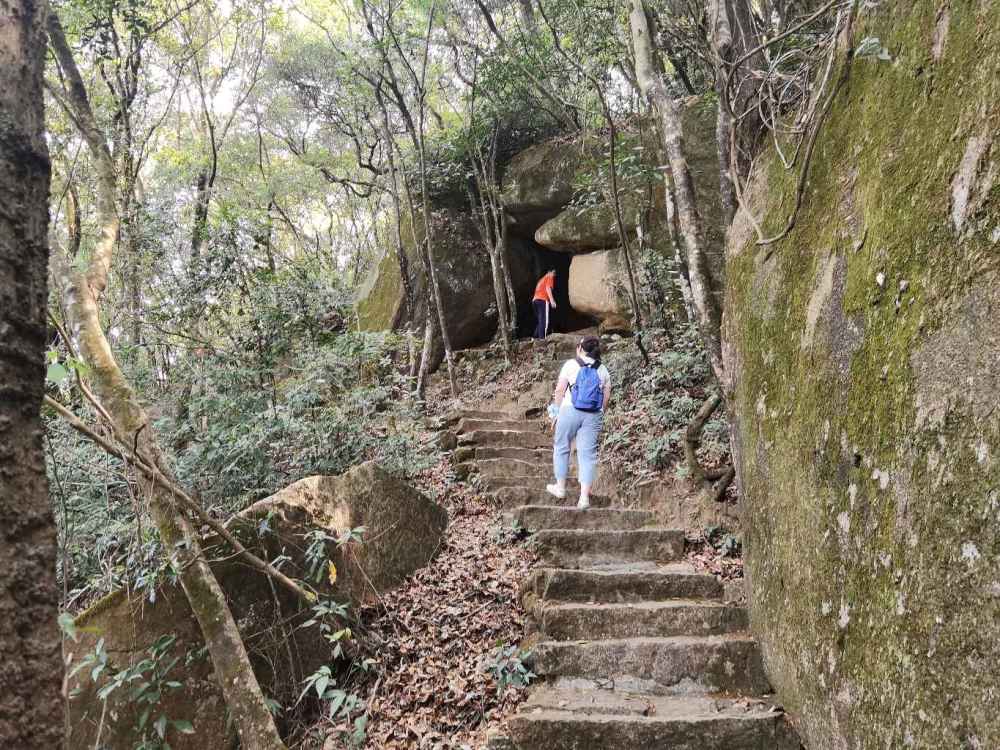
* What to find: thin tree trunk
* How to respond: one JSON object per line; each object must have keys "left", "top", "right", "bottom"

{"left": 375, "top": 88, "right": 414, "bottom": 323}
{"left": 603, "top": 113, "right": 648, "bottom": 362}
{"left": 190, "top": 168, "right": 210, "bottom": 259}
{"left": 709, "top": 0, "right": 763, "bottom": 226}
{"left": 0, "top": 1, "right": 63, "bottom": 744}
{"left": 406, "top": 4, "right": 458, "bottom": 396}
{"left": 497, "top": 217, "right": 519, "bottom": 342}
{"left": 468, "top": 147, "right": 512, "bottom": 357}
{"left": 47, "top": 14, "right": 286, "bottom": 749}
{"left": 629, "top": 0, "right": 724, "bottom": 385}
{"left": 535, "top": 1, "right": 648, "bottom": 361}
{"left": 122, "top": 192, "right": 144, "bottom": 351}
{"left": 66, "top": 181, "right": 82, "bottom": 256}
{"left": 487, "top": 242, "right": 512, "bottom": 355}
{"left": 375, "top": 87, "right": 419, "bottom": 391}
{"left": 416, "top": 315, "right": 436, "bottom": 400}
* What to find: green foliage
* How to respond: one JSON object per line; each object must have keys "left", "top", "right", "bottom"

{"left": 297, "top": 660, "right": 370, "bottom": 745}
{"left": 704, "top": 525, "right": 741, "bottom": 558}
{"left": 302, "top": 526, "right": 364, "bottom": 584}
{"left": 70, "top": 634, "right": 193, "bottom": 749}
{"left": 493, "top": 517, "right": 529, "bottom": 546}
{"left": 169, "top": 330, "right": 432, "bottom": 515}
{"left": 602, "top": 326, "right": 730, "bottom": 486}
{"left": 486, "top": 644, "right": 535, "bottom": 697}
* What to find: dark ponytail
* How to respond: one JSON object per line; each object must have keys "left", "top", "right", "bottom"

{"left": 579, "top": 335, "right": 601, "bottom": 366}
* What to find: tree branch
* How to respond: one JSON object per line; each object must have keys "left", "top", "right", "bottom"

{"left": 44, "top": 396, "right": 316, "bottom": 607}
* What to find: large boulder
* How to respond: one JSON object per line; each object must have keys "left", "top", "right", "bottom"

{"left": 500, "top": 137, "right": 594, "bottom": 234}
{"left": 356, "top": 206, "right": 535, "bottom": 350}
{"left": 568, "top": 249, "right": 630, "bottom": 323}
{"left": 534, "top": 189, "right": 662, "bottom": 253}
{"left": 723, "top": 4, "right": 1000, "bottom": 749}
{"left": 359, "top": 103, "right": 723, "bottom": 344}
{"left": 66, "top": 463, "right": 447, "bottom": 749}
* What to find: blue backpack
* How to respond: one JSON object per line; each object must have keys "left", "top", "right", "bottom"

{"left": 571, "top": 358, "right": 604, "bottom": 412}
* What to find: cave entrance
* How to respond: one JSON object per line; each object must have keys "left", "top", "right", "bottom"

{"left": 513, "top": 239, "right": 596, "bottom": 338}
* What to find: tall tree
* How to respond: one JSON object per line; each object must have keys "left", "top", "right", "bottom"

{"left": 0, "top": 0, "right": 63, "bottom": 746}
{"left": 629, "top": 0, "right": 723, "bottom": 383}
{"left": 46, "top": 13, "right": 287, "bottom": 749}
{"left": 360, "top": 0, "right": 459, "bottom": 396}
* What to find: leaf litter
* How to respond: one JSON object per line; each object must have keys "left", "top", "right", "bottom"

{"left": 320, "top": 456, "right": 534, "bottom": 748}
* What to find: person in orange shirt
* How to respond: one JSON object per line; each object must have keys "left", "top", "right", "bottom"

{"left": 532, "top": 269, "right": 557, "bottom": 339}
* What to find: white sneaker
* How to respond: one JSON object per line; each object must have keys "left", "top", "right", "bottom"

{"left": 576, "top": 496, "right": 590, "bottom": 510}
{"left": 545, "top": 483, "right": 566, "bottom": 499}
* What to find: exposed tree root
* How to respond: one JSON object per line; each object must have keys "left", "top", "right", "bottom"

{"left": 684, "top": 392, "right": 735, "bottom": 502}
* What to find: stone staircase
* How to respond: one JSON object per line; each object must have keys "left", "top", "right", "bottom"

{"left": 451, "top": 339, "right": 801, "bottom": 749}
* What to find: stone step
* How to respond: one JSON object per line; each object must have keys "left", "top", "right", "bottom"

{"left": 508, "top": 689, "right": 797, "bottom": 750}
{"left": 496, "top": 487, "right": 612, "bottom": 510}
{"left": 459, "top": 430, "right": 551, "bottom": 449}
{"left": 472, "top": 458, "right": 555, "bottom": 479}
{"left": 514, "top": 506, "right": 653, "bottom": 532}
{"left": 457, "top": 418, "right": 543, "bottom": 435}
{"left": 530, "top": 600, "right": 748, "bottom": 641}
{"left": 530, "top": 635, "right": 771, "bottom": 696}
{"left": 521, "top": 564, "right": 724, "bottom": 604}
{"left": 458, "top": 409, "right": 519, "bottom": 421}
{"left": 486, "top": 476, "right": 580, "bottom": 492}
{"left": 458, "top": 446, "right": 554, "bottom": 463}
{"left": 531, "top": 529, "right": 684, "bottom": 568}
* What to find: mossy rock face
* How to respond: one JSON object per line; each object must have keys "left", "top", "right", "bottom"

{"left": 66, "top": 463, "right": 447, "bottom": 749}
{"left": 723, "top": 3, "right": 1000, "bottom": 749}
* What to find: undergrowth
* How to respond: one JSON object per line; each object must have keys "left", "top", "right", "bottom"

{"left": 601, "top": 325, "right": 731, "bottom": 495}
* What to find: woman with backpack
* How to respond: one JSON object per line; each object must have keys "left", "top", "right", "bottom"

{"left": 546, "top": 335, "right": 612, "bottom": 509}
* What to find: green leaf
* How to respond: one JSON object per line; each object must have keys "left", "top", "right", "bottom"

{"left": 154, "top": 714, "right": 168, "bottom": 739}
{"left": 58, "top": 612, "right": 78, "bottom": 642}
{"left": 315, "top": 674, "right": 330, "bottom": 699}
{"left": 327, "top": 690, "right": 346, "bottom": 718}
{"left": 46, "top": 362, "right": 69, "bottom": 384}
{"left": 172, "top": 719, "right": 195, "bottom": 734}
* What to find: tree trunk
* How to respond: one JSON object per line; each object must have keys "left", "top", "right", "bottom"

{"left": 381, "top": 111, "right": 414, "bottom": 324}
{"left": 416, "top": 314, "right": 437, "bottom": 400}
{"left": 0, "top": 1, "right": 64, "bottom": 745}
{"left": 47, "top": 14, "right": 286, "bottom": 749}
{"left": 497, "top": 217, "right": 519, "bottom": 342}
{"left": 709, "top": 0, "right": 765, "bottom": 226}
{"left": 468, "top": 150, "right": 512, "bottom": 357}
{"left": 190, "top": 168, "right": 210, "bottom": 259}
{"left": 412, "top": 24, "right": 459, "bottom": 396}
{"left": 628, "top": 0, "right": 724, "bottom": 385}
{"left": 486, "top": 241, "right": 512, "bottom": 355}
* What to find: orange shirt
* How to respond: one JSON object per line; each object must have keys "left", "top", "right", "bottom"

{"left": 533, "top": 274, "right": 555, "bottom": 302}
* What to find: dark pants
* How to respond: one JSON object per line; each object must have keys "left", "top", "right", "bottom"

{"left": 533, "top": 299, "right": 550, "bottom": 339}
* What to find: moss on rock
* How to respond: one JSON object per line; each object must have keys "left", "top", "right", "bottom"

{"left": 724, "top": 3, "right": 1000, "bottom": 748}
